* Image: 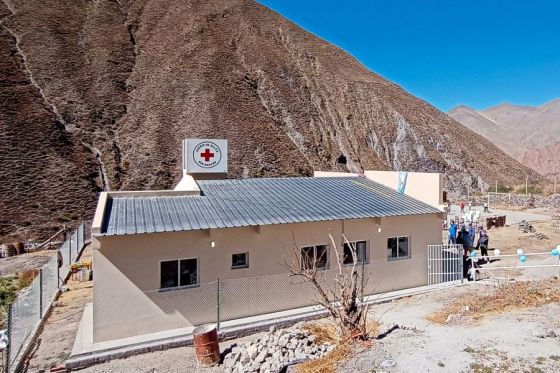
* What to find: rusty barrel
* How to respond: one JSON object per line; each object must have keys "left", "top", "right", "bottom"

{"left": 193, "top": 324, "right": 220, "bottom": 366}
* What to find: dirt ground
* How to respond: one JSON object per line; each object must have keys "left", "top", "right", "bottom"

{"left": 22, "top": 246, "right": 92, "bottom": 372}
{"left": 0, "top": 250, "right": 56, "bottom": 276}
{"left": 19, "top": 210, "right": 560, "bottom": 372}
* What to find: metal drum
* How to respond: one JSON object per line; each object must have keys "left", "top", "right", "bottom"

{"left": 193, "top": 324, "right": 220, "bottom": 366}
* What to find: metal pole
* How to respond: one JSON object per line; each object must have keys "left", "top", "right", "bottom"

{"left": 39, "top": 269, "right": 43, "bottom": 317}
{"left": 555, "top": 176, "right": 557, "bottom": 195}
{"left": 495, "top": 180, "right": 498, "bottom": 193}
{"left": 361, "top": 259, "right": 365, "bottom": 302}
{"left": 216, "top": 278, "right": 221, "bottom": 331}
{"left": 5, "top": 304, "right": 12, "bottom": 373}
{"left": 525, "top": 177, "right": 528, "bottom": 195}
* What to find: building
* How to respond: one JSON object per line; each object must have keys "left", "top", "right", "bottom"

{"left": 89, "top": 173, "right": 444, "bottom": 343}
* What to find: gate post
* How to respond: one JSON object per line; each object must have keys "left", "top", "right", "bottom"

{"left": 216, "top": 278, "right": 221, "bottom": 331}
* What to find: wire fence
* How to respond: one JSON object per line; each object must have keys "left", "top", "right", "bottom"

{"left": 125, "top": 264, "right": 380, "bottom": 340}
{"left": 5, "top": 222, "right": 88, "bottom": 373}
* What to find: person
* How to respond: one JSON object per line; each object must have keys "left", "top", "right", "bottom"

{"left": 448, "top": 220, "right": 457, "bottom": 244}
{"left": 468, "top": 222, "right": 475, "bottom": 248}
{"left": 477, "top": 228, "right": 489, "bottom": 261}
{"left": 447, "top": 201, "right": 451, "bottom": 213}
{"left": 483, "top": 201, "right": 489, "bottom": 212}
{"left": 460, "top": 201, "right": 465, "bottom": 213}
{"left": 468, "top": 201, "right": 472, "bottom": 211}
{"left": 460, "top": 224, "right": 471, "bottom": 253}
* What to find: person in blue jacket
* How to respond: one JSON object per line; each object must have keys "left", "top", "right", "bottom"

{"left": 448, "top": 220, "right": 457, "bottom": 244}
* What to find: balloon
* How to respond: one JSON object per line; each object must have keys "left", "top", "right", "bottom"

{"left": 552, "top": 249, "right": 559, "bottom": 256}
{"left": 516, "top": 249, "right": 524, "bottom": 256}
{"left": 520, "top": 255, "right": 527, "bottom": 263}
{"left": 470, "top": 251, "right": 477, "bottom": 257}
{"left": 494, "top": 249, "right": 501, "bottom": 257}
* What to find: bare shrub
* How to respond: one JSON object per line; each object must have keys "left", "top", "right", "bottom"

{"left": 285, "top": 233, "right": 371, "bottom": 339}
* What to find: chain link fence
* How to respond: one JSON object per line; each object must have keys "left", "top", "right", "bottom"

{"left": 5, "top": 222, "right": 88, "bottom": 373}
{"left": 136, "top": 264, "right": 378, "bottom": 338}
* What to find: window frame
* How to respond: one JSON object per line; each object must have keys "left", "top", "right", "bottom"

{"left": 387, "top": 235, "right": 411, "bottom": 261}
{"left": 342, "top": 240, "right": 369, "bottom": 265}
{"left": 231, "top": 252, "right": 249, "bottom": 269}
{"left": 300, "top": 244, "right": 329, "bottom": 270}
{"left": 159, "top": 257, "right": 199, "bottom": 291}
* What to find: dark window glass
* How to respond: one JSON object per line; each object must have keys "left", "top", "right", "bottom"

{"left": 344, "top": 241, "right": 368, "bottom": 264}
{"left": 398, "top": 237, "right": 409, "bottom": 258}
{"left": 315, "top": 245, "right": 328, "bottom": 269}
{"left": 388, "top": 238, "right": 398, "bottom": 259}
{"left": 301, "top": 246, "right": 314, "bottom": 270}
{"left": 232, "top": 253, "right": 248, "bottom": 268}
{"left": 161, "top": 260, "right": 179, "bottom": 289}
{"left": 180, "top": 258, "right": 198, "bottom": 286}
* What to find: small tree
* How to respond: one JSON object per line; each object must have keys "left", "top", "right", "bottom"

{"left": 285, "top": 233, "right": 370, "bottom": 339}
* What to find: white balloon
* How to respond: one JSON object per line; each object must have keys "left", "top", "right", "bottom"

{"left": 516, "top": 249, "right": 524, "bottom": 256}
{"left": 494, "top": 249, "right": 501, "bottom": 257}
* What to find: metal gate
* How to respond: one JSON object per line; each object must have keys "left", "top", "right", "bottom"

{"left": 427, "top": 244, "right": 464, "bottom": 285}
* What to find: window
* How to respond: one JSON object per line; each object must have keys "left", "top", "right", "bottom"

{"left": 160, "top": 258, "right": 198, "bottom": 289}
{"left": 301, "top": 244, "right": 328, "bottom": 270}
{"left": 387, "top": 236, "right": 410, "bottom": 260}
{"left": 231, "top": 252, "right": 249, "bottom": 269}
{"left": 343, "top": 241, "right": 368, "bottom": 265}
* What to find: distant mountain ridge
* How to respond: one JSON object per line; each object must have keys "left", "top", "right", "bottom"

{"left": 1, "top": 0, "right": 543, "bottom": 240}
{"left": 449, "top": 100, "right": 560, "bottom": 177}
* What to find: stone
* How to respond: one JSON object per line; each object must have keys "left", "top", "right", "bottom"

{"left": 247, "top": 344, "right": 258, "bottom": 360}
{"left": 255, "top": 350, "right": 268, "bottom": 364}
{"left": 269, "top": 325, "right": 277, "bottom": 334}
{"left": 279, "top": 334, "right": 289, "bottom": 347}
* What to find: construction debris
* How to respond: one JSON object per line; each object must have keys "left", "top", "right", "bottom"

{"left": 518, "top": 220, "right": 536, "bottom": 233}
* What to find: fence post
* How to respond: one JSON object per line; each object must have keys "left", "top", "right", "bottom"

{"left": 360, "top": 260, "right": 365, "bottom": 302}
{"left": 5, "top": 304, "right": 11, "bottom": 373}
{"left": 216, "top": 278, "right": 221, "bottom": 331}
{"left": 68, "top": 235, "right": 72, "bottom": 267}
{"left": 39, "top": 269, "right": 43, "bottom": 317}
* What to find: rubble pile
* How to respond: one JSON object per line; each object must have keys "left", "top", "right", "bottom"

{"left": 518, "top": 220, "right": 536, "bottom": 233}
{"left": 222, "top": 326, "right": 334, "bottom": 373}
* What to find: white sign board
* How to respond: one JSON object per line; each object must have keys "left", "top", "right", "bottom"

{"left": 182, "top": 139, "right": 228, "bottom": 173}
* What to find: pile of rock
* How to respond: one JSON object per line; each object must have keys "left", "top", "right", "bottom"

{"left": 222, "top": 326, "right": 335, "bottom": 373}
{"left": 518, "top": 220, "right": 535, "bottom": 233}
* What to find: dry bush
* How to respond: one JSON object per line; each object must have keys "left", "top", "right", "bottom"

{"left": 297, "top": 342, "right": 352, "bottom": 373}
{"left": 17, "top": 270, "right": 39, "bottom": 289}
{"left": 299, "top": 319, "right": 380, "bottom": 373}
{"left": 427, "top": 278, "right": 560, "bottom": 324}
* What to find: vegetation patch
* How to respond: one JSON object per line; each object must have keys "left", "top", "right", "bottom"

{"left": 427, "top": 279, "right": 560, "bottom": 324}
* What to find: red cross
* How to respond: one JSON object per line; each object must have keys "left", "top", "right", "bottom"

{"left": 200, "top": 148, "right": 214, "bottom": 162}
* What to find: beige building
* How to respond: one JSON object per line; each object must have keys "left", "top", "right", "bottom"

{"left": 91, "top": 175, "right": 444, "bottom": 343}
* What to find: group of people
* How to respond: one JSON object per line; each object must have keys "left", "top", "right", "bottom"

{"left": 448, "top": 220, "right": 489, "bottom": 256}
{"left": 448, "top": 219, "right": 490, "bottom": 279}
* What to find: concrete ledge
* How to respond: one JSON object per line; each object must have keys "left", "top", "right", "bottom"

{"left": 66, "top": 280, "right": 466, "bottom": 370}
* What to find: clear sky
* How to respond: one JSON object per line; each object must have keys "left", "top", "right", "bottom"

{"left": 258, "top": 0, "right": 560, "bottom": 112}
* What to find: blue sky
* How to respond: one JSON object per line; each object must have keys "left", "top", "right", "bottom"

{"left": 258, "top": 0, "right": 560, "bottom": 112}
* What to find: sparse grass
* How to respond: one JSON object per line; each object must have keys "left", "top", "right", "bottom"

{"left": 550, "top": 355, "right": 560, "bottom": 361}
{"left": 470, "top": 363, "right": 493, "bottom": 373}
{"left": 463, "top": 346, "right": 476, "bottom": 353}
{"left": 298, "top": 319, "right": 380, "bottom": 373}
{"left": 427, "top": 279, "right": 560, "bottom": 324}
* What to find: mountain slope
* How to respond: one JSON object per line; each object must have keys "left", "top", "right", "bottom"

{"left": 449, "top": 100, "right": 560, "bottom": 177}
{"left": 0, "top": 0, "right": 543, "bottom": 240}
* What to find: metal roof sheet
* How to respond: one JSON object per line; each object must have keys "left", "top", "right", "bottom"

{"left": 101, "top": 177, "right": 440, "bottom": 236}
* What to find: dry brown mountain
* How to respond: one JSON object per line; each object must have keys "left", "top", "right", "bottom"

{"left": 449, "top": 100, "right": 560, "bottom": 177}
{"left": 0, "top": 0, "right": 543, "bottom": 241}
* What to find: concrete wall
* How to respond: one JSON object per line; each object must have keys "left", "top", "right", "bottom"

{"left": 93, "top": 214, "right": 442, "bottom": 342}
{"left": 314, "top": 170, "right": 445, "bottom": 210}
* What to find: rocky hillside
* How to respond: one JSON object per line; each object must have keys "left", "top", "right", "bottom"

{"left": 0, "top": 0, "right": 542, "bottom": 240}
{"left": 449, "top": 101, "right": 560, "bottom": 177}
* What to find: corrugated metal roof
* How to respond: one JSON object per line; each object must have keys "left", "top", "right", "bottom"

{"left": 101, "top": 177, "right": 440, "bottom": 236}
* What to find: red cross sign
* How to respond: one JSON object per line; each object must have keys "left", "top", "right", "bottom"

{"left": 200, "top": 148, "right": 214, "bottom": 162}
